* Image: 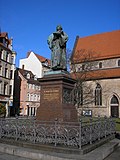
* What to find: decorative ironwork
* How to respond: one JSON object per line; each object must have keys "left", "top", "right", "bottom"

{"left": 63, "top": 88, "right": 72, "bottom": 103}
{"left": 0, "top": 117, "right": 115, "bottom": 149}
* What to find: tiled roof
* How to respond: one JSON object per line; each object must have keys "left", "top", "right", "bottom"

{"left": 0, "top": 32, "right": 8, "bottom": 38}
{"left": 72, "top": 30, "right": 120, "bottom": 63}
{"left": 18, "top": 68, "right": 33, "bottom": 78}
{"left": 18, "top": 68, "right": 40, "bottom": 84}
{"left": 71, "top": 67, "right": 120, "bottom": 80}
{"left": 27, "top": 51, "right": 51, "bottom": 65}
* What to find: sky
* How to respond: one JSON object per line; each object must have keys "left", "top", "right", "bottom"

{"left": 0, "top": 0, "right": 120, "bottom": 67}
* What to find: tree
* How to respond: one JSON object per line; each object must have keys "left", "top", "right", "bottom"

{"left": 70, "top": 49, "right": 102, "bottom": 111}
{"left": 0, "top": 103, "right": 6, "bottom": 117}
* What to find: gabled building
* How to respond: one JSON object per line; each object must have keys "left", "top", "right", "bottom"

{"left": 19, "top": 51, "right": 50, "bottom": 78}
{"left": 71, "top": 30, "right": 120, "bottom": 118}
{"left": 13, "top": 67, "right": 41, "bottom": 116}
{"left": 0, "top": 32, "right": 16, "bottom": 117}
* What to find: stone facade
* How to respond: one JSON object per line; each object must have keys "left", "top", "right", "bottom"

{"left": 77, "top": 79, "right": 120, "bottom": 118}
{"left": 71, "top": 30, "right": 120, "bottom": 118}
{"left": 0, "top": 32, "right": 16, "bottom": 117}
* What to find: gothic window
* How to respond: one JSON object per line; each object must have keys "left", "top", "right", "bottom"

{"left": 95, "top": 83, "right": 102, "bottom": 106}
{"left": 111, "top": 95, "right": 119, "bottom": 104}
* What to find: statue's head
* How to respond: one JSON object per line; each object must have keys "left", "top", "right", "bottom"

{"left": 56, "top": 25, "right": 63, "bottom": 31}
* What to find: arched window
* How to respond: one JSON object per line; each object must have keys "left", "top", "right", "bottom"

{"left": 27, "top": 93, "right": 30, "bottom": 101}
{"left": 110, "top": 95, "right": 119, "bottom": 118}
{"left": 27, "top": 73, "right": 30, "bottom": 79}
{"left": 95, "top": 83, "right": 102, "bottom": 106}
{"left": 99, "top": 62, "right": 102, "bottom": 68}
{"left": 118, "top": 60, "right": 120, "bottom": 66}
{"left": 111, "top": 95, "right": 119, "bottom": 104}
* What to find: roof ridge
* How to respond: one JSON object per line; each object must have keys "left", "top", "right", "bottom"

{"left": 79, "top": 30, "right": 120, "bottom": 39}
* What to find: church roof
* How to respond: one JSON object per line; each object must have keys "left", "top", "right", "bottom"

{"left": 71, "top": 30, "right": 120, "bottom": 63}
{"left": 27, "top": 51, "right": 51, "bottom": 65}
{"left": 71, "top": 67, "right": 120, "bottom": 80}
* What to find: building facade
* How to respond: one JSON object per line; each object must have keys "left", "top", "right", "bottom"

{"left": 13, "top": 67, "right": 41, "bottom": 116}
{"left": 71, "top": 30, "right": 120, "bottom": 118}
{"left": 0, "top": 32, "right": 16, "bottom": 117}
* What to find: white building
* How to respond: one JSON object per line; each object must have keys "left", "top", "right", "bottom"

{"left": 19, "top": 51, "right": 50, "bottom": 78}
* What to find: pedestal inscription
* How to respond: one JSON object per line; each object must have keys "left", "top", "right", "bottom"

{"left": 43, "top": 88, "right": 59, "bottom": 101}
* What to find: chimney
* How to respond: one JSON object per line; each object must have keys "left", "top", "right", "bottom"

{"left": 22, "top": 65, "right": 25, "bottom": 70}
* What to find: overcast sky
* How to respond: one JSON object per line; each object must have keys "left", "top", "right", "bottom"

{"left": 0, "top": 0, "right": 120, "bottom": 67}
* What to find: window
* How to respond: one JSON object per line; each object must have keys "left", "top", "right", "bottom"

{"left": 0, "top": 66, "right": 2, "bottom": 76}
{"left": 6, "top": 52, "right": 9, "bottom": 62}
{"left": 11, "top": 56, "right": 14, "bottom": 64}
{"left": 111, "top": 95, "right": 119, "bottom": 104}
{"left": 34, "top": 94, "right": 37, "bottom": 101}
{"left": 118, "top": 60, "right": 120, "bottom": 66}
{"left": 82, "top": 64, "right": 85, "bottom": 70}
{"left": 9, "top": 85, "right": 12, "bottom": 95}
{"left": 27, "top": 73, "right": 30, "bottom": 79}
{"left": 34, "top": 75, "right": 37, "bottom": 80}
{"left": 95, "top": 83, "right": 102, "bottom": 106}
{"left": 4, "top": 83, "right": 8, "bottom": 95}
{"left": 5, "top": 68, "right": 8, "bottom": 78}
{"left": 31, "top": 94, "right": 33, "bottom": 101}
{"left": 27, "top": 93, "right": 30, "bottom": 101}
{"left": 10, "top": 70, "right": 13, "bottom": 79}
{"left": 99, "top": 62, "right": 102, "bottom": 68}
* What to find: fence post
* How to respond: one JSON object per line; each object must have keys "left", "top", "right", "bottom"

{"left": 89, "top": 118, "right": 92, "bottom": 144}
{"left": 79, "top": 119, "right": 82, "bottom": 149}
{"left": 98, "top": 116, "right": 100, "bottom": 140}
{"left": 104, "top": 116, "right": 107, "bottom": 138}
{"left": 0, "top": 127, "right": 1, "bottom": 138}
{"left": 33, "top": 119, "right": 36, "bottom": 143}
{"left": 54, "top": 119, "right": 58, "bottom": 147}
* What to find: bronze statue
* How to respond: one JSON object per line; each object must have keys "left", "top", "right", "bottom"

{"left": 47, "top": 25, "right": 68, "bottom": 71}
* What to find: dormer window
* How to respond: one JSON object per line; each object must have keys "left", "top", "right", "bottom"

{"left": 118, "top": 60, "right": 120, "bottom": 66}
{"left": 34, "top": 75, "right": 37, "bottom": 80}
{"left": 99, "top": 62, "right": 102, "bottom": 69}
{"left": 27, "top": 73, "right": 30, "bottom": 79}
{"left": 82, "top": 64, "right": 85, "bottom": 70}
{"left": 44, "top": 60, "right": 48, "bottom": 66}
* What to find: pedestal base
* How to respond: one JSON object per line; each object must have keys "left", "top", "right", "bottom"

{"left": 36, "top": 71, "right": 78, "bottom": 122}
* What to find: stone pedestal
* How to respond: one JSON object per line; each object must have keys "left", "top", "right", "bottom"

{"left": 36, "top": 71, "right": 78, "bottom": 122}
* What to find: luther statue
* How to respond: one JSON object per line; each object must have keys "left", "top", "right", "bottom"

{"left": 47, "top": 25, "right": 68, "bottom": 71}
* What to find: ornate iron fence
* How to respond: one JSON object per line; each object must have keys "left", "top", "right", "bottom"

{"left": 0, "top": 117, "right": 115, "bottom": 149}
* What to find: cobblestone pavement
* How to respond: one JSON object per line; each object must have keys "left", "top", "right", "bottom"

{"left": 104, "top": 146, "right": 120, "bottom": 160}
{"left": 0, "top": 152, "right": 36, "bottom": 160}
